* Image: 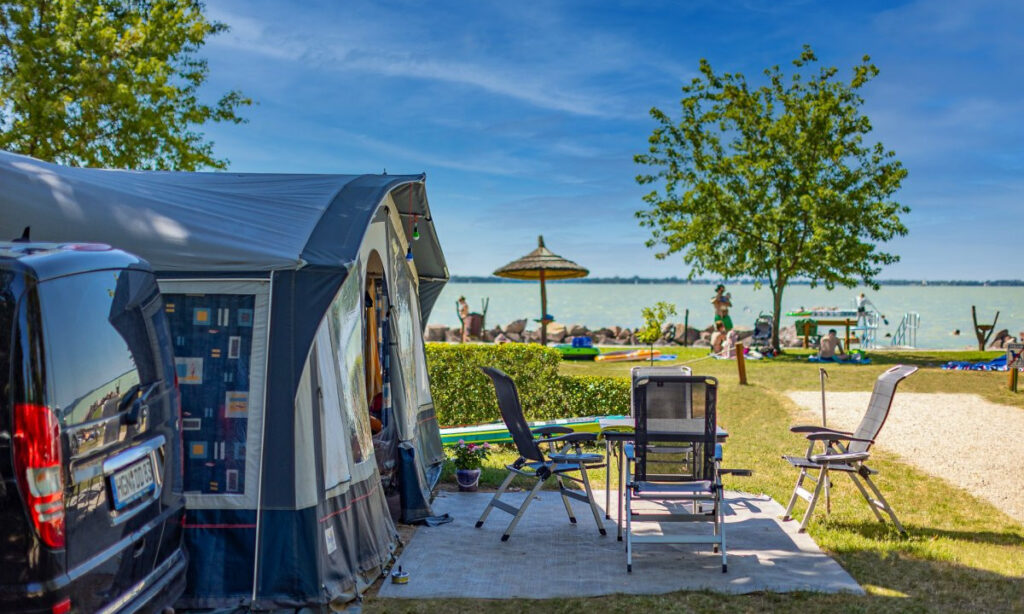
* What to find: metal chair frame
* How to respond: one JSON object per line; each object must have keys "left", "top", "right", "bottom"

{"left": 475, "top": 367, "right": 607, "bottom": 541}
{"left": 782, "top": 364, "right": 918, "bottom": 534}
{"left": 625, "top": 374, "right": 730, "bottom": 573}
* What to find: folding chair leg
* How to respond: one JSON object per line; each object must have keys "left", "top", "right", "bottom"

{"left": 604, "top": 438, "right": 612, "bottom": 520}
{"left": 476, "top": 470, "right": 517, "bottom": 528}
{"left": 555, "top": 476, "right": 577, "bottom": 524}
{"left": 848, "top": 473, "right": 886, "bottom": 524}
{"left": 825, "top": 473, "right": 832, "bottom": 515}
{"left": 860, "top": 472, "right": 907, "bottom": 535}
{"left": 718, "top": 493, "right": 727, "bottom": 573}
{"left": 798, "top": 466, "right": 829, "bottom": 533}
{"left": 577, "top": 461, "right": 607, "bottom": 535}
{"left": 783, "top": 468, "right": 809, "bottom": 521}
{"left": 625, "top": 481, "right": 633, "bottom": 573}
{"left": 501, "top": 476, "right": 547, "bottom": 541}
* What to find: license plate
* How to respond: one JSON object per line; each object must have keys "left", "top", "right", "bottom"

{"left": 110, "top": 457, "right": 155, "bottom": 510}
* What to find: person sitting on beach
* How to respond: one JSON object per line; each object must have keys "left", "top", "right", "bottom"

{"left": 711, "top": 285, "right": 733, "bottom": 330}
{"left": 710, "top": 321, "right": 726, "bottom": 354}
{"left": 819, "top": 329, "right": 847, "bottom": 360}
{"left": 723, "top": 329, "right": 739, "bottom": 359}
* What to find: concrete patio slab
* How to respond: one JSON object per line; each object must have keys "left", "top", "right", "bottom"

{"left": 377, "top": 490, "right": 863, "bottom": 599}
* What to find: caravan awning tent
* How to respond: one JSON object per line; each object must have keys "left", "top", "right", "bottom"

{"left": 0, "top": 150, "right": 449, "bottom": 610}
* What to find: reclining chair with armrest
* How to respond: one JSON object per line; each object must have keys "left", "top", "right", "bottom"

{"left": 625, "top": 373, "right": 749, "bottom": 573}
{"left": 475, "top": 367, "right": 606, "bottom": 541}
{"left": 781, "top": 364, "right": 918, "bottom": 534}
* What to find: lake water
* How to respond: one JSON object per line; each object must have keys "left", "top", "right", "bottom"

{"left": 428, "top": 282, "right": 1024, "bottom": 350}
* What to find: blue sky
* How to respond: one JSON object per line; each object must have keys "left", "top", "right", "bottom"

{"left": 198, "top": 0, "right": 1023, "bottom": 280}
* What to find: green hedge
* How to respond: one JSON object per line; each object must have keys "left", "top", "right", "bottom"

{"left": 426, "top": 343, "right": 629, "bottom": 426}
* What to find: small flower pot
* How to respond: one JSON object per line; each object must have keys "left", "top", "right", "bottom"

{"left": 455, "top": 468, "right": 481, "bottom": 492}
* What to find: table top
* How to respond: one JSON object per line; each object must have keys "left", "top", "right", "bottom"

{"left": 599, "top": 417, "right": 729, "bottom": 441}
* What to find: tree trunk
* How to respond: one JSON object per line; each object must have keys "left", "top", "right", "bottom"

{"left": 771, "top": 285, "right": 785, "bottom": 352}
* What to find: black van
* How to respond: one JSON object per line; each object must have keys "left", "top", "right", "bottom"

{"left": 0, "top": 242, "right": 185, "bottom": 613}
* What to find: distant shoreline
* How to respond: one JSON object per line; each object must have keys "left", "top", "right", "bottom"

{"left": 447, "top": 276, "right": 1024, "bottom": 287}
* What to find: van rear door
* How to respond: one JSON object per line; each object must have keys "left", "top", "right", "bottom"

{"left": 38, "top": 268, "right": 178, "bottom": 612}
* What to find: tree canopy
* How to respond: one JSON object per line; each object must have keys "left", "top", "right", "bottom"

{"left": 635, "top": 46, "right": 908, "bottom": 348}
{"left": 0, "top": 0, "right": 250, "bottom": 170}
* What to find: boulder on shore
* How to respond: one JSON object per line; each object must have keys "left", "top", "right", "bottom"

{"left": 425, "top": 324, "right": 448, "bottom": 342}
{"left": 546, "top": 322, "right": 568, "bottom": 343}
{"left": 505, "top": 319, "right": 527, "bottom": 334}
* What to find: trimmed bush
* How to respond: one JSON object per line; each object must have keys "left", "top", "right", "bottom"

{"left": 426, "top": 343, "right": 630, "bottom": 426}
{"left": 558, "top": 374, "right": 630, "bottom": 418}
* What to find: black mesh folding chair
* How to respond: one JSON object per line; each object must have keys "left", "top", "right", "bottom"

{"left": 475, "top": 367, "right": 606, "bottom": 541}
{"left": 782, "top": 364, "right": 918, "bottom": 534}
{"left": 626, "top": 374, "right": 745, "bottom": 573}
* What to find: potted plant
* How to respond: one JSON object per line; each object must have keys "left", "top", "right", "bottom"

{"left": 450, "top": 440, "right": 491, "bottom": 491}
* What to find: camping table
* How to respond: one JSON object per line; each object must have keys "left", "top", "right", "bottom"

{"left": 599, "top": 417, "right": 729, "bottom": 541}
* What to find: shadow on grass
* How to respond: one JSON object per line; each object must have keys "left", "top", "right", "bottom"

{"left": 824, "top": 519, "right": 1024, "bottom": 548}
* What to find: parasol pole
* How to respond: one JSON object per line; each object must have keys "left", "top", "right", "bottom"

{"left": 539, "top": 268, "right": 548, "bottom": 346}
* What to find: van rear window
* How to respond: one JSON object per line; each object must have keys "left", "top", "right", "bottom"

{"left": 39, "top": 270, "right": 163, "bottom": 425}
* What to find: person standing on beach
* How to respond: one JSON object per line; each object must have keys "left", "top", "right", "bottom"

{"left": 856, "top": 292, "right": 878, "bottom": 327}
{"left": 458, "top": 296, "right": 470, "bottom": 342}
{"left": 712, "top": 284, "right": 733, "bottom": 330}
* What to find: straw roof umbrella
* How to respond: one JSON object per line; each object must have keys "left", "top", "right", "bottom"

{"left": 493, "top": 235, "right": 589, "bottom": 345}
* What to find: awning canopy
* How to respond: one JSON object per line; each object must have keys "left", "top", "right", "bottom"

{"left": 0, "top": 150, "right": 448, "bottom": 282}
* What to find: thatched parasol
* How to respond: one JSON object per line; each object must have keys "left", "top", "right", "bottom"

{"left": 493, "top": 235, "right": 589, "bottom": 345}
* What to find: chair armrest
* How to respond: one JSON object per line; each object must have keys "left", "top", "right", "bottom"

{"left": 809, "top": 451, "right": 870, "bottom": 464}
{"left": 805, "top": 432, "right": 874, "bottom": 444}
{"left": 536, "top": 432, "right": 597, "bottom": 444}
{"left": 790, "top": 425, "right": 853, "bottom": 436}
{"left": 532, "top": 426, "right": 573, "bottom": 437}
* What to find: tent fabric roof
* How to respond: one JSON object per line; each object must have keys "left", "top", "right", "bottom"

{"left": 0, "top": 150, "right": 447, "bottom": 280}
{"left": 493, "top": 235, "right": 588, "bottom": 281}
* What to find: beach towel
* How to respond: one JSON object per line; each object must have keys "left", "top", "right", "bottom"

{"left": 942, "top": 355, "right": 1010, "bottom": 371}
{"left": 808, "top": 354, "right": 871, "bottom": 365}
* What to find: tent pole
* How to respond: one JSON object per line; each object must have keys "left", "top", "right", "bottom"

{"left": 540, "top": 269, "right": 548, "bottom": 346}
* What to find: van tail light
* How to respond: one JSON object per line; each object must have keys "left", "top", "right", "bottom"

{"left": 12, "top": 403, "right": 66, "bottom": 548}
{"left": 52, "top": 598, "right": 71, "bottom": 614}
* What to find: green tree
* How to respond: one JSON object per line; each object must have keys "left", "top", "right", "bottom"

{"left": 635, "top": 46, "right": 908, "bottom": 350}
{"left": 635, "top": 301, "right": 676, "bottom": 365}
{"left": 0, "top": 0, "right": 250, "bottom": 170}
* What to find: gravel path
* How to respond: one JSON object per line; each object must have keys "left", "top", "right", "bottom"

{"left": 785, "top": 391, "right": 1024, "bottom": 524}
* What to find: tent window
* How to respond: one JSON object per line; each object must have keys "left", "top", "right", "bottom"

{"left": 327, "top": 272, "right": 373, "bottom": 466}
{"left": 164, "top": 293, "right": 255, "bottom": 495}
{"left": 317, "top": 323, "right": 351, "bottom": 489}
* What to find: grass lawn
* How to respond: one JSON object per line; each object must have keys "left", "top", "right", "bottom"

{"left": 367, "top": 349, "right": 1024, "bottom": 613}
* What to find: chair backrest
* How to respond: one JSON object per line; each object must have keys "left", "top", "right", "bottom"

{"left": 848, "top": 364, "right": 918, "bottom": 454}
{"left": 633, "top": 373, "right": 717, "bottom": 482}
{"left": 480, "top": 367, "right": 545, "bottom": 461}
{"left": 630, "top": 365, "right": 692, "bottom": 417}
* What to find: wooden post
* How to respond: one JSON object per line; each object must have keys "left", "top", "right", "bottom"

{"left": 1009, "top": 368, "right": 1018, "bottom": 393}
{"left": 539, "top": 269, "right": 548, "bottom": 346}
{"left": 972, "top": 305, "right": 1000, "bottom": 351}
{"left": 736, "top": 342, "right": 748, "bottom": 385}
{"left": 683, "top": 308, "right": 689, "bottom": 347}
{"left": 802, "top": 322, "right": 810, "bottom": 348}
{"left": 844, "top": 319, "right": 852, "bottom": 349}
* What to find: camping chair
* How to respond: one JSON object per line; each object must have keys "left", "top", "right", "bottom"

{"left": 625, "top": 373, "right": 746, "bottom": 573}
{"left": 781, "top": 364, "right": 918, "bottom": 534}
{"left": 476, "top": 367, "right": 606, "bottom": 541}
